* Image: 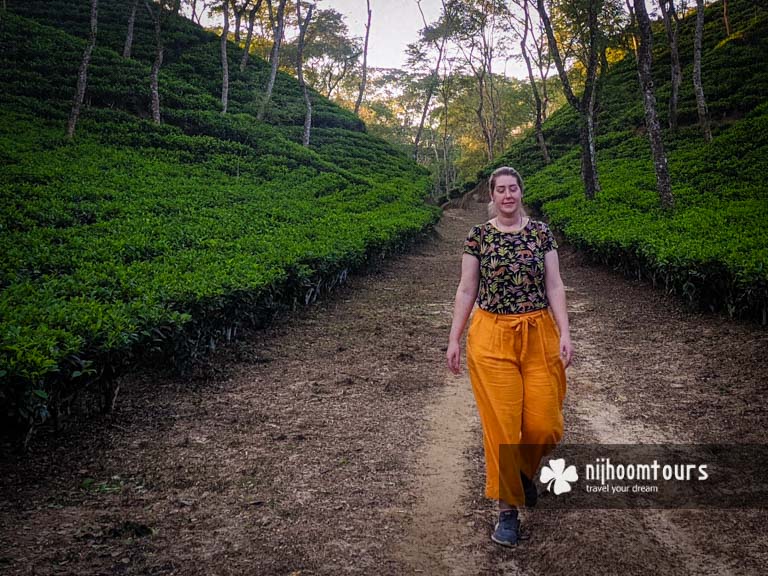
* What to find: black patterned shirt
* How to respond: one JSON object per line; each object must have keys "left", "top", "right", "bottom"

{"left": 463, "top": 219, "right": 559, "bottom": 314}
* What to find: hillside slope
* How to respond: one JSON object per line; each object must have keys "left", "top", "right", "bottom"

{"left": 481, "top": 0, "right": 768, "bottom": 323}
{"left": 0, "top": 1, "right": 440, "bottom": 438}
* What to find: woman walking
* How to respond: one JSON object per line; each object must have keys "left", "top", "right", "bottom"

{"left": 446, "top": 166, "right": 573, "bottom": 547}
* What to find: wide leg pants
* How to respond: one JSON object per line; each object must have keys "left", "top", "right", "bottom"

{"left": 466, "top": 306, "right": 567, "bottom": 506}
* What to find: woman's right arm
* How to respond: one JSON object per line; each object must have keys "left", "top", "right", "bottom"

{"left": 447, "top": 254, "right": 480, "bottom": 375}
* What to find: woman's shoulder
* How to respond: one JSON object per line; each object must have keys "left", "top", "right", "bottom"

{"left": 528, "top": 218, "right": 553, "bottom": 232}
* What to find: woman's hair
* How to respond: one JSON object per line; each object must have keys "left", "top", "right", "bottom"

{"left": 487, "top": 166, "right": 527, "bottom": 218}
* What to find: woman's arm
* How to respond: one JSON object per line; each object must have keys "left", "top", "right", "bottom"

{"left": 544, "top": 249, "right": 574, "bottom": 367}
{"left": 447, "top": 254, "right": 480, "bottom": 375}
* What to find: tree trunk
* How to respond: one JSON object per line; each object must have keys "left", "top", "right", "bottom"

{"left": 624, "top": 0, "right": 637, "bottom": 58}
{"left": 233, "top": 2, "right": 242, "bottom": 42}
{"left": 221, "top": 0, "right": 229, "bottom": 114}
{"left": 123, "top": 0, "right": 138, "bottom": 58}
{"left": 578, "top": 108, "right": 600, "bottom": 200}
{"left": 634, "top": 0, "right": 673, "bottom": 210}
{"left": 145, "top": 0, "right": 164, "bottom": 124}
{"left": 354, "top": 0, "right": 371, "bottom": 116}
{"left": 258, "top": 0, "right": 287, "bottom": 121}
{"left": 475, "top": 71, "right": 494, "bottom": 161}
{"left": 413, "top": 43, "right": 444, "bottom": 161}
{"left": 296, "top": 0, "right": 313, "bottom": 146}
{"left": 723, "top": 0, "right": 730, "bottom": 36}
{"left": 240, "top": 1, "right": 261, "bottom": 72}
{"left": 536, "top": 0, "right": 602, "bottom": 198}
{"left": 693, "top": 0, "right": 712, "bottom": 141}
{"left": 522, "top": 0, "right": 550, "bottom": 164}
{"left": 67, "top": 0, "right": 98, "bottom": 138}
{"left": 413, "top": 0, "right": 448, "bottom": 160}
{"left": 659, "top": 0, "right": 682, "bottom": 131}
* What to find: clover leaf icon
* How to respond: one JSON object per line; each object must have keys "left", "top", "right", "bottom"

{"left": 540, "top": 458, "right": 579, "bottom": 495}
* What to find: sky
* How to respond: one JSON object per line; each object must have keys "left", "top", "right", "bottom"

{"left": 322, "top": 0, "right": 442, "bottom": 70}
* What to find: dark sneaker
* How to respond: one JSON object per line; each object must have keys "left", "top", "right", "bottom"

{"left": 491, "top": 509, "right": 520, "bottom": 547}
{"left": 521, "top": 472, "right": 538, "bottom": 508}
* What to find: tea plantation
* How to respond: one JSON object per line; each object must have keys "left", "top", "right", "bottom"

{"left": 0, "top": 0, "right": 439, "bottom": 438}
{"left": 481, "top": 0, "right": 768, "bottom": 323}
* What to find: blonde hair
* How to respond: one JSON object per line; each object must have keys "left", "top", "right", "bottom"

{"left": 487, "top": 166, "right": 527, "bottom": 218}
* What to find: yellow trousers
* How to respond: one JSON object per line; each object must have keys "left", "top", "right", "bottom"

{"left": 466, "top": 306, "right": 567, "bottom": 506}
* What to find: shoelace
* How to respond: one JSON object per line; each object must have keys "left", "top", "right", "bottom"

{"left": 499, "top": 510, "right": 519, "bottom": 528}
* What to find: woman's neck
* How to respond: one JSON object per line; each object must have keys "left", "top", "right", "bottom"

{"left": 495, "top": 213, "right": 525, "bottom": 230}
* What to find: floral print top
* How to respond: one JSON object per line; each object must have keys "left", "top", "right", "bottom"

{"left": 463, "top": 219, "right": 559, "bottom": 314}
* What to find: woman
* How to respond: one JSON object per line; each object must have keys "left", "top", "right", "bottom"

{"left": 446, "top": 166, "right": 573, "bottom": 547}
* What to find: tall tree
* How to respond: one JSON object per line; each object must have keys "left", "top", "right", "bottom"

{"left": 536, "top": 0, "right": 603, "bottom": 199}
{"left": 453, "top": 0, "right": 507, "bottom": 162}
{"left": 510, "top": 0, "right": 550, "bottom": 164}
{"left": 220, "top": 0, "right": 230, "bottom": 114}
{"left": 693, "top": 0, "right": 712, "bottom": 141}
{"left": 723, "top": 0, "right": 730, "bottom": 36}
{"left": 436, "top": 60, "right": 459, "bottom": 194}
{"left": 67, "top": 0, "right": 99, "bottom": 138}
{"left": 295, "top": 8, "right": 361, "bottom": 99}
{"left": 412, "top": 0, "right": 454, "bottom": 161}
{"left": 633, "top": 0, "right": 673, "bottom": 209}
{"left": 354, "top": 0, "right": 371, "bottom": 116}
{"left": 240, "top": 0, "right": 263, "bottom": 71}
{"left": 123, "top": 0, "right": 139, "bottom": 58}
{"left": 659, "top": 0, "right": 682, "bottom": 131}
{"left": 145, "top": 0, "right": 166, "bottom": 124}
{"left": 189, "top": 0, "right": 212, "bottom": 25}
{"left": 529, "top": 6, "right": 553, "bottom": 122}
{"left": 258, "top": 0, "right": 288, "bottom": 121}
{"left": 295, "top": 0, "right": 314, "bottom": 146}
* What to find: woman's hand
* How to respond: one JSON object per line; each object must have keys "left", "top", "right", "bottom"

{"left": 560, "top": 333, "right": 574, "bottom": 368}
{"left": 446, "top": 339, "right": 462, "bottom": 375}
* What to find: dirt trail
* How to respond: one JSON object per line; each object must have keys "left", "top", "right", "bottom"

{"left": 394, "top": 370, "right": 489, "bottom": 575}
{"left": 2, "top": 201, "right": 767, "bottom": 575}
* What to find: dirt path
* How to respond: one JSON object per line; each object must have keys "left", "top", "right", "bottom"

{"left": 2, "top": 201, "right": 767, "bottom": 575}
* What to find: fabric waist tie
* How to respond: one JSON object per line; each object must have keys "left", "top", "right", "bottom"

{"left": 475, "top": 306, "right": 551, "bottom": 364}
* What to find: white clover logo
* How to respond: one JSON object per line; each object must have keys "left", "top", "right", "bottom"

{"left": 540, "top": 458, "right": 579, "bottom": 495}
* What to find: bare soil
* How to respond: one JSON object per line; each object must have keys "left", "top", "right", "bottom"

{"left": 1, "top": 201, "right": 767, "bottom": 575}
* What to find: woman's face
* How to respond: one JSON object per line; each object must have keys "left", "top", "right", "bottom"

{"left": 490, "top": 174, "right": 522, "bottom": 217}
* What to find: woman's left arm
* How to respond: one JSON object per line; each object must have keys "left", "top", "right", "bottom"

{"left": 544, "top": 249, "right": 574, "bottom": 367}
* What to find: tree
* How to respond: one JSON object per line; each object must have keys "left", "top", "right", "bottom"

{"left": 144, "top": 0, "right": 168, "bottom": 124}
{"left": 411, "top": 0, "right": 455, "bottom": 161}
{"left": 693, "top": 0, "right": 712, "bottom": 141}
{"left": 658, "top": 0, "right": 682, "bottom": 131}
{"left": 123, "top": 0, "right": 139, "bottom": 58}
{"left": 230, "top": 0, "right": 245, "bottom": 41}
{"left": 67, "top": 0, "right": 99, "bottom": 138}
{"left": 509, "top": 0, "right": 551, "bottom": 164}
{"left": 220, "top": 0, "right": 230, "bottom": 114}
{"left": 354, "top": 0, "right": 371, "bottom": 116}
{"left": 240, "top": 0, "right": 263, "bottom": 71}
{"left": 452, "top": 0, "right": 509, "bottom": 162}
{"left": 536, "top": 0, "right": 604, "bottom": 199}
{"left": 188, "top": 0, "right": 213, "bottom": 24}
{"left": 258, "top": 0, "right": 288, "bottom": 121}
{"left": 295, "top": 0, "right": 314, "bottom": 145}
{"left": 722, "top": 0, "right": 730, "bottom": 36}
{"left": 632, "top": 0, "right": 673, "bottom": 209}
{"left": 297, "top": 8, "right": 362, "bottom": 99}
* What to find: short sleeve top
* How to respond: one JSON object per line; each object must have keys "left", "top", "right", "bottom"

{"left": 463, "top": 219, "right": 559, "bottom": 314}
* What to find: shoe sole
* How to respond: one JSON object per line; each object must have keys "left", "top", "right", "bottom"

{"left": 491, "top": 523, "right": 519, "bottom": 547}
